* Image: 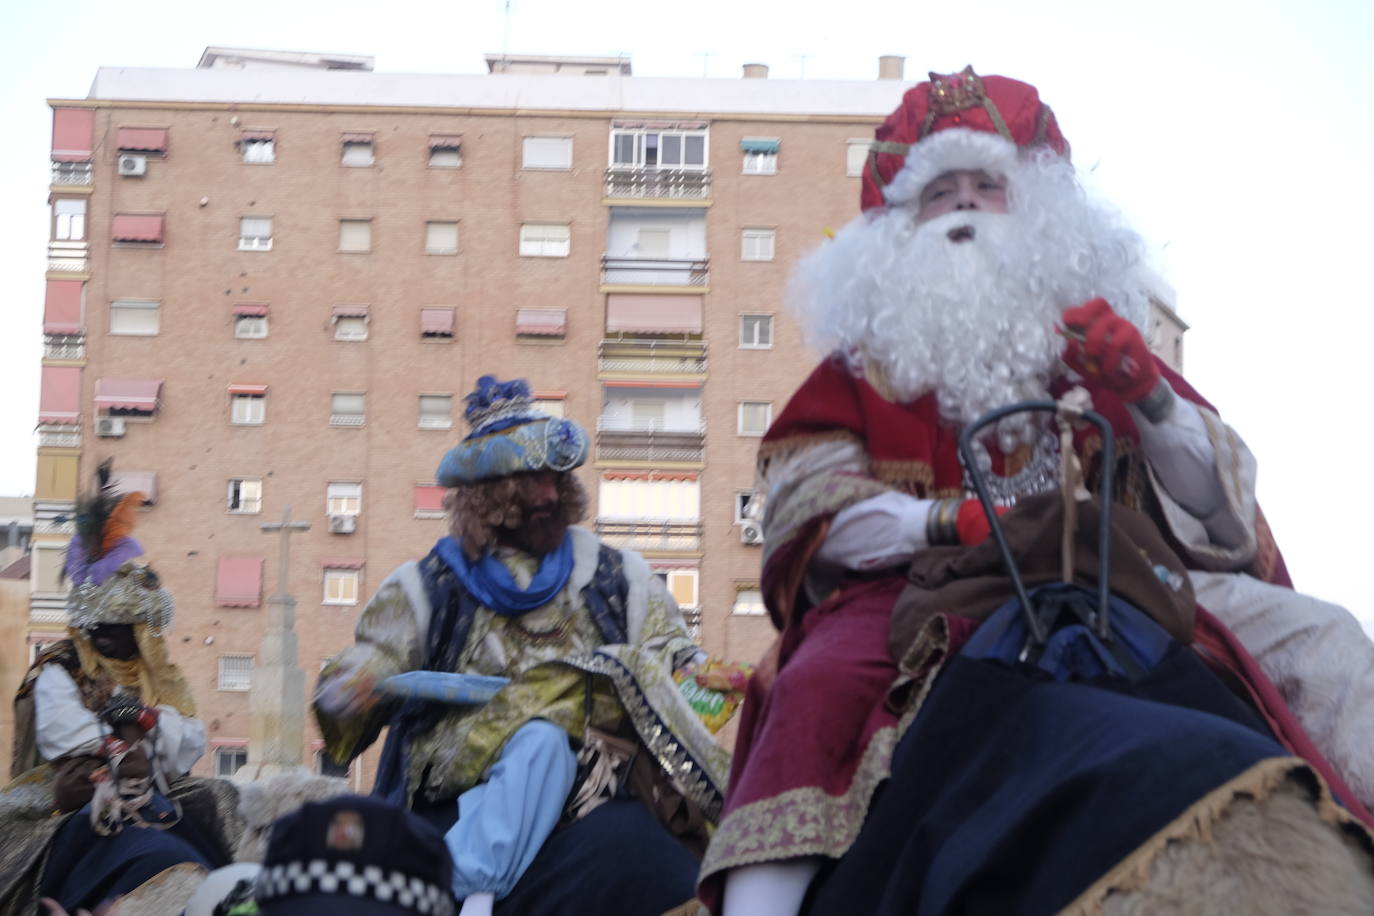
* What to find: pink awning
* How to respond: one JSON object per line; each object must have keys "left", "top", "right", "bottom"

{"left": 51, "top": 109, "right": 94, "bottom": 162}
{"left": 94, "top": 378, "right": 162, "bottom": 411}
{"left": 516, "top": 308, "right": 566, "bottom": 336}
{"left": 322, "top": 558, "right": 364, "bottom": 569}
{"left": 332, "top": 305, "right": 369, "bottom": 320}
{"left": 429, "top": 133, "right": 462, "bottom": 149}
{"left": 240, "top": 129, "right": 275, "bottom": 142}
{"left": 116, "top": 127, "right": 168, "bottom": 152}
{"left": 605, "top": 294, "right": 703, "bottom": 334}
{"left": 110, "top": 470, "right": 156, "bottom": 505}
{"left": 38, "top": 366, "right": 81, "bottom": 424}
{"left": 111, "top": 213, "right": 164, "bottom": 243}
{"left": 216, "top": 556, "right": 263, "bottom": 608}
{"left": 43, "top": 279, "right": 84, "bottom": 334}
{"left": 233, "top": 304, "right": 269, "bottom": 317}
{"left": 421, "top": 308, "right": 454, "bottom": 335}
{"left": 414, "top": 485, "right": 446, "bottom": 513}
{"left": 227, "top": 384, "right": 268, "bottom": 395}
{"left": 340, "top": 132, "right": 375, "bottom": 144}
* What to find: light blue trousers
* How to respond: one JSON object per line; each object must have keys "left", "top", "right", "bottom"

{"left": 445, "top": 718, "right": 576, "bottom": 901}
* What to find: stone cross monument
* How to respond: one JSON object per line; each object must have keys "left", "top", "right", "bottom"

{"left": 250, "top": 504, "right": 311, "bottom": 772}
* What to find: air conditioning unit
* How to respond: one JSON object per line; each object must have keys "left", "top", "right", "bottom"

{"left": 328, "top": 513, "right": 357, "bottom": 534}
{"left": 95, "top": 416, "right": 127, "bottom": 438}
{"left": 117, "top": 154, "right": 147, "bottom": 177}
{"left": 739, "top": 521, "right": 764, "bottom": 545}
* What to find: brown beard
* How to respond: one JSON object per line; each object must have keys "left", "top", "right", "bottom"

{"left": 445, "top": 472, "right": 589, "bottom": 560}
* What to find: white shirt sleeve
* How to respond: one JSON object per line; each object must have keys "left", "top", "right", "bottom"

{"left": 1130, "top": 392, "right": 1226, "bottom": 518}
{"left": 814, "top": 491, "right": 934, "bottom": 571}
{"left": 150, "top": 706, "right": 207, "bottom": 777}
{"left": 34, "top": 664, "right": 105, "bottom": 760}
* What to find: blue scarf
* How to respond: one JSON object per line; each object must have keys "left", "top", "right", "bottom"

{"left": 433, "top": 533, "right": 574, "bottom": 616}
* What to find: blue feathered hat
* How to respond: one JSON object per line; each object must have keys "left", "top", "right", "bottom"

{"left": 435, "top": 376, "right": 589, "bottom": 486}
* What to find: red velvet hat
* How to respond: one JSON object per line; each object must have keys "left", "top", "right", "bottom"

{"left": 861, "top": 66, "right": 1070, "bottom": 213}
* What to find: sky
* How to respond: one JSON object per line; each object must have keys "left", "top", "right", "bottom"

{"left": 0, "top": 0, "right": 1371, "bottom": 614}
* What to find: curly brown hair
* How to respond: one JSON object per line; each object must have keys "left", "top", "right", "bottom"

{"left": 444, "top": 471, "right": 589, "bottom": 560}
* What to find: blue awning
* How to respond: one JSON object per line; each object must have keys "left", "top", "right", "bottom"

{"left": 739, "top": 138, "right": 780, "bottom": 154}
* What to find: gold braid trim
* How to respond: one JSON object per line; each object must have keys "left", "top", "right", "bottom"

{"left": 871, "top": 459, "right": 936, "bottom": 495}
{"left": 1034, "top": 104, "right": 1054, "bottom": 145}
{"left": 1057, "top": 758, "right": 1374, "bottom": 916}
{"left": 980, "top": 98, "right": 1014, "bottom": 142}
{"left": 756, "top": 429, "right": 865, "bottom": 468}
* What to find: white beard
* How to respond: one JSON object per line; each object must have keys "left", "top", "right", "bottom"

{"left": 790, "top": 151, "right": 1150, "bottom": 455}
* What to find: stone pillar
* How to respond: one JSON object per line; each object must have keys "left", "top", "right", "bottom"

{"left": 249, "top": 590, "right": 306, "bottom": 769}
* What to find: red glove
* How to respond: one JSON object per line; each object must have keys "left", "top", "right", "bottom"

{"left": 956, "top": 500, "right": 1008, "bottom": 546}
{"left": 1060, "top": 298, "right": 1160, "bottom": 403}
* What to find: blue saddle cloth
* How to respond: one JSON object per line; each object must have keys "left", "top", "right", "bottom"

{"left": 805, "top": 586, "right": 1290, "bottom": 916}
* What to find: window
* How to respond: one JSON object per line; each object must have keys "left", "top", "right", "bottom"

{"left": 663, "top": 569, "right": 699, "bottom": 608}
{"left": 330, "top": 393, "right": 366, "bottom": 426}
{"left": 734, "top": 490, "right": 758, "bottom": 523}
{"left": 846, "top": 139, "right": 872, "bottom": 177}
{"left": 53, "top": 199, "right": 86, "bottom": 241}
{"left": 418, "top": 394, "right": 453, "bottom": 429}
{"left": 235, "top": 314, "right": 268, "bottom": 339}
{"left": 610, "top": 129, "right": 707, "bottom": 169}
{"left": 420, "top": 307, "right": 455, "bottom": 339}
{"left": 238, "top": 217, "right": 273, "bottom": 251}
{"left": 323, "top": 568, "right": 359, "bottom": 605}
{"left": 341, "top": 137, "right": 375, "bottom": 167}
{"left": 742, "top": 150, "right": 777, "bottom": 174}
{"left": 241, "top": 136, "right": 275, "bottom": 164}
{"left": 425, "top": 221, "right": 459, "bottom": 255}
{"left": 531, "top": 397, "right": 566, "bottom": 418}
{"left": 215, "top": 746, "right": 248, "bottom": 777}
{"left": 597, "top": 476, "right": 700, "bottom": 520}
{"left": 741, "top": 228, "right": 775, "bottom": 262}
{"left": 414, "top": 484, "right": 447, "bottom": 519}
{"left": 231, "top": 394, "right": 265, "bottom": 425}
{"left": 519, "top": 223, "right": 571, "bottom": 257}
{"left": 522, "top": 136, "right": 573, "bottom": 170}
{"left": 338, "top": 219, "right": 371, "bottom": 253}
{"left": 327, "top": 481, "right": 362, "bottom": 515}
{"left": 732, "top": 588, "right": 767, "bottom": 616}
{"left": 515, "top": 308, "right": 567, "bottom": 339}
{"left": 109, "top": 299, "right": 160, "bottom": 336}
{"left": 740, "top": 314, "right": 773, "bottom": 349}
{"left": 738, "top": 401, "right": 773, "bottom": 436}
{"left": 429, "top": 135, "right": 462, "bottom": 168}
{"left": 630, "top": 400, "right": 666, "bottom": 429}
{"left": 227, "top": 478, "right": 262, "bottom": 514}
{"left": 334, "top": 317, "right": 368, "bottom": 341}
{"left": 218, "top": 655, "right": 253, "bottom": 691}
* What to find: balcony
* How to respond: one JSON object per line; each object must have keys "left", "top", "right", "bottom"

{"left": 37, "top": 424, "right": 81, "bottom": 448}
{"left": 596, "top": 416, "right": 705, "bottom": 463}
{"left": 51, "top": 161, "right": 93, "bottom": 186}
{"left": 595, "top": 519, "right": 702, "bottom": 552}
{"left": 601, "top": 256, "right": 708, "bottom": 287}
{"left": 605, "top": 168, "right": 711, "bottom": 201}
{"left": 598, "top": 339, "right": 707, "bottom": 376}
{"left": 47, "top": 240, "right": 88, "bottom": 274}
{"left": 44, "top": 333, "right": 85, "bottom": 361}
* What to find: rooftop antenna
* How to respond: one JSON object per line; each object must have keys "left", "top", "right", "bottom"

{"left": 696, "top": 51, "right": 715, "bottom": 78}
{"left": 501, "top": 0, "right": 512, "bottom": 69}
{"left": 794, "top": 53, "right": 813, "bottom": 79}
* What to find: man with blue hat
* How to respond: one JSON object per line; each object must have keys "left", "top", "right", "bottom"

{"left": 315, "top": 376, "right": 735, "bottom": 916}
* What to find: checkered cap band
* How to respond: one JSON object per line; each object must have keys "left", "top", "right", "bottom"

{"left": 256, "top": 860, "right": 454, "bottom": 916}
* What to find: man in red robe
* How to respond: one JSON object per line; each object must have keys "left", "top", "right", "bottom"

{"left": 698, "top": 67, "right": 1374, "bottom": 915}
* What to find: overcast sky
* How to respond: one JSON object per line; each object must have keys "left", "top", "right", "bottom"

{"left": 1, "top": 0, "right": 1370, "bottom": 613}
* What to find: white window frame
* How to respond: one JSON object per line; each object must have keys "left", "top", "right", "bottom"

{"left": 230, "top": 393, "right": 265, "bottom": 426}
{"left": 742, "top": 150, "right": 778, "bottom": 175}
{"left": 326, "top": 481, "right": 362, "bottom": 516}
{"left": 519, "top": 222, "right": 571, "bottom": 258}
{"left": 732, "top": 588, "right": 767, "bottom": 616}
{"left": 846, "top": 139, "right": 873, "bottom": 177}
{"left": 740, "top": 228, "right": 775, "bottom": 262}
{"left": 734, "top": 490, "right": 757, "bottom": 524}
{"left": 418, "top": 394, "right": 453, "bottom": 429}
{"left": 664, "top": 568, "right": 699, "bottom": 609}
{"left": 424, "top": 220, "right": 459, "bottom": 255}
{"left": 323, "top": 568, "right": 359, "bottom": 606}
{"left": 215, "top": 745, "right": 249, "bottom": 777}
{"left": 521, "top": 136, "right": 573, "bottom": 170}
{"left": 738, "top": 400, "right": 773, "bottom": 437}
{"left": 53, "top": 199, "right": 87, "bottom": 241}
{"left": 227, "top": 478, "right": 263, "bottom": 514}
{"left": 109, "top": 299, "right": 160, "bottom": 336}
{"left": 241, "top": 138, "right": 275, "bottom": 164}
{"left": 739, "top": 313, "right": 774, "bottom": 349}
{"left": 531, "top": 397, "right": 566, "bottom": 418}
{"left": 608, "top": 129, "right": 709, "bottom": 170}
{"left": 238, "top": 216, "right": 273, "bottom": 251}
{"left": 338, "top": 219, "right": 372, "bottom": 253}
{"left": 217, "top": 655, "right": 253, "bottom": 691}
{"left": 330, "top": 393, "right": 366, "bottom": 427}
{"left": 341, "top": 140, "right": 374, "bottom": 167}
{"left": 429, "top": 145, "right": 461, "bottom": 168}
{"left": 234, "top": 314, "right": 268, "bottom": 339}
{"left": 333, "top": 316, "right": 369, "bottom": 341}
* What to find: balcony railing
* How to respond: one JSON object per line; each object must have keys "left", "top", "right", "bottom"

{"left": 596, "top": 416, "right": 706, "bottom": 463}
{"left": 51, "top": 161, "right": 93, "bottom": 186}
{"left": 601, "top": 256, "right": 708, "bottom": 287}
{"left": 605, "top": 167, "right": 711, "bottom": 200}
{"left": 330, "top": 414, "right": 366, "bottom": 427}
{"left": 38, "top": 424, "right": 81, "bottom": 448}
{"left": 44, "top": 334, "right": 85, "bottom": 360}
{"left": 595, "top": 519, "right": 703, "bottom": 552}
{"left": 47, "top": 240, "right": 88, "bottom": 274}
{"left": 598, "top": 339, "right": 707, "bottom": 375}
{"left": 596, "top": 417, "right": 705, "bottom": 434}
